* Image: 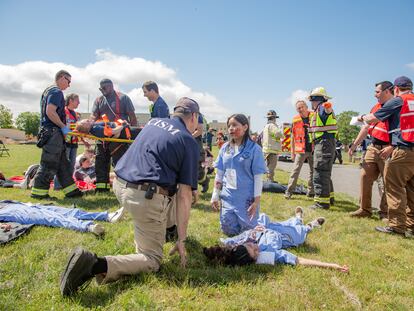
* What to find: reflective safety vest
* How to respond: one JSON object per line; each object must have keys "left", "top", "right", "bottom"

{"left": 400, "top": 93, "right": 414, "bottom": 142}
{"left": 65, "top": 107, "right": 80, "bottom": 144}
{"left": 308, "top": 104, "right": 338, "bottom": 142}
{"left": 292, "top": 112, "right": 314, "bottom": 153}
{"left": 367, "top": 102, "right": 390, "bottom": 143}
{"left": 99, "top": 114, "right": 131, "bottom": 139}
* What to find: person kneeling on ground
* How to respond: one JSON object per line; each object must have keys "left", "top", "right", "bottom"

{"left": 75, "top": 119, "right": 141, "bottom": 140}
{"left": 204, "top": 207, "right": 348, "bottom": 272}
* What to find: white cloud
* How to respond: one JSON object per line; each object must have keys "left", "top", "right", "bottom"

{"left": 285, "top": 89, "right": 309, "bottom": 107}
{"left": 407, "top": 62, "right": 414, "bottom": 70}
{"left": 0, "top": 49, "right": 230, "bottom": 122}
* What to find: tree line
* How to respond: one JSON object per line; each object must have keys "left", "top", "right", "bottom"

{"left": 0, "top": 104, "right": 40, "bottom": 136}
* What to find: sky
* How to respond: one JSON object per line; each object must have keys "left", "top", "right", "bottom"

{"left": 0, "top": 0, "right": 413, "bottom": 131}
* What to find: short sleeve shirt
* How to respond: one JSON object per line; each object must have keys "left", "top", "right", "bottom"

{"left": 374, "top": 97, "right": 414, "bottom": 147}
{"left": 92, "top": 92, "right": 135, "bottom": 122}
{"left": 41, "top": 86, "right": 66, "bottom": 127}
{"left": 115, "top": 116, "right": 199, "bottom": 193}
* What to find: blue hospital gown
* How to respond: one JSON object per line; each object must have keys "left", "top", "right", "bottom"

{"left": 0, "top": 200, "right": 108, "bottom": 232}
{"left": 215, "top": 139, "right": 267, "bottom": 236}
{"left": 221, "top": 216, "right": 311, "bottom": 265}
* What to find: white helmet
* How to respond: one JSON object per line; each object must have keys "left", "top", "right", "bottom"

{"left": 308, "top": 87, "right": 332, "bottom": 100}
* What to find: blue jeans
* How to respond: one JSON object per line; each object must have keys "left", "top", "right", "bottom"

{"left": 54, "top": 146, "right": 77, "bottom": 189}
{"left": 0, "top": 200, "right": 108, "bottom": 232}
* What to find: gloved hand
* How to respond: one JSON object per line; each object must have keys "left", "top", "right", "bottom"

{"left": 61, "top": 126, "right": 70, "bottom": 135}
{"left": 323, "top": 102, "right": 332, "bottom": 109}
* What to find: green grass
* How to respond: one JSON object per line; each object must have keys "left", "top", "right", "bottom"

{"left": 1, "top": 145, "right": 413, "bottom": 310}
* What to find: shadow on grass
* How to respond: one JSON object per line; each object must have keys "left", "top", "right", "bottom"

{"left": 73, "top": 237, "right": 284, "bottom": 308}
{"left": 331, "top": 199, "right": 359, "bottom": 213}
{"left": 191, "top": 202, "right": 216, "bottom": 213}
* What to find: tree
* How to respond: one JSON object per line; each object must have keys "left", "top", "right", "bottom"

{"left": 15, "top": 112, "right": 41, "bottom": 136}
{"left": 336, "top": 110, "right": 360, "bottom": 146}
{"left": 0, "top": 104, "right": 14, "bottom": 128}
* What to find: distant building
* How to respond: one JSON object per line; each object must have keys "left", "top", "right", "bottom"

{"left": 0, "top": 128, "right": 26, "bottom": 141}
{"left": 209, "top": 120, "right": 227, "bottom": 133}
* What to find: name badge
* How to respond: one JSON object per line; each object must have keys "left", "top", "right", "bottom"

{"left": 225, "top": 169, "right": 237, "bottom": 189}
{"left": 408, "top": 100, "right": 414, "bottom": 111}
{"left": 256, "top": 251, "right": 275, "bottom": 265}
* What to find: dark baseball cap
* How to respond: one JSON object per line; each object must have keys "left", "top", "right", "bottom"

{"left": 394, "top": 76, "right": 413, "bottom": 88}
{"left": 99, "top": 78, "right": 113, "bottom": 86}
{"left": 174, "top": 97, "right": 200, "bottom": 113}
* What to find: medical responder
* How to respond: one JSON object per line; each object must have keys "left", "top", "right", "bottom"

{"left": 262, "top": 110, "right": 283, "bottom": 182}
{"left": 360, "top": 76, "right": 414, "bottom": 237}
{"left": 60, "top": 97, "right": 200, "bottom": 296}
{"left": 91, "top": 79, "right": 137, "bottom": 192}
{"left": 142, "top": 80, "right": 170, "bottom": 118}
{"left": 349, "top": 81, "right": 394, "bottom": 219}
{"left": 285, "top": 100, "right": 314, "bottom": 199}
{"left": 31, "top": 70, "right": 83, "bottom": 199}
{"left": 307, "top": 87, "right": 337, "bottom": 209}
{"left": 211, "top": 114, "right": 267, "bottom": 236}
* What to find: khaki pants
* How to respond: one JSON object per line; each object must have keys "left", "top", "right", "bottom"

{"left": 99, "top": 178, "right": 174, "bottom": 284}
{"left": 384, "top": 148, "right": 414, "bottom": 233}
{"left": 286, "top": 152, "right": 314, "bottom": 195}
{"left": 359, "top": 145, "right": 388, "bottom": 217}
{"left": 264, "top": 153, "right": 278, "bottom": 182}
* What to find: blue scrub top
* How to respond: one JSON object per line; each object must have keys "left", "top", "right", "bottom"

{"left": 215, "top": 139, "right": 267, "bottom": 207}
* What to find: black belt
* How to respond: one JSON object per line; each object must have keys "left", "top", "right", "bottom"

{"left": 371, "top": 144, "right": 389, "bottom": 150}
{"left": 116, "top": 177, "right": 170, "bottom": 196}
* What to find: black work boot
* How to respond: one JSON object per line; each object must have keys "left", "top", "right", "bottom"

{"left": 60, "top": 247, "right": 98, "bottom": 296}
{"left": 165, "top": 225, "right": 178, "bottom": 242}
{"left": 309, "top": 202, "right": 330, "bottom": 210}
{"left": 65, "top": 188, "right": 83, "bottom": 198}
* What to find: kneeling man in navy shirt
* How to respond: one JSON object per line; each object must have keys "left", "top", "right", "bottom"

{"left": 60, "top": 97, "right": 200, "bottom": 296}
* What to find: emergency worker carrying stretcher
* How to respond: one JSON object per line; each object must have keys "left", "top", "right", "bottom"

{"left": 31, "top": 70, "right": 84, "bottom": 199}
{"left": 91, "top": 79, "right": 137, "bottom": 192}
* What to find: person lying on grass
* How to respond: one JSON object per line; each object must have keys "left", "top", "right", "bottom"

{"left": 0, "top": 200, "right": 124, "bottom": 237}
{"left": 204, "top": 207, "right": 349, "bottom": 272}
{"left": 75, "top": 118, "right": 141, "bottom": 140}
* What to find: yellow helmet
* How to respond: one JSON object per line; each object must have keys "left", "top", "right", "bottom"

{"left": 308, "top": 87, "right": 332, "bottom": 100}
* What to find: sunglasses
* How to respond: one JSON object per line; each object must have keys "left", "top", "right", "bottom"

{"left": 64, "top": 77, "right": 71, "bottom": 85}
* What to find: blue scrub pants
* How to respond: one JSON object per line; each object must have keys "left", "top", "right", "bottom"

{"left": 0, "top": 201, "right": 108, "bottom": 232}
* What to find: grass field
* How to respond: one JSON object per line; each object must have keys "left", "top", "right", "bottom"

{"left": 0, "top": 145, "right": 413, "bottom": 310}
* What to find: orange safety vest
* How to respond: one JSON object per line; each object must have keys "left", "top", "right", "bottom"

{"left": 400, "top": 93, "right": 414, "bottom": 142}
{"left": 100, "top": 114, "right": 131, "bottom": 139}
{"left": 292, "top": 112, "right": 313, "bottom": 154}
{"left": 367, "top": 103, "right": 390, "bottom": 143}
{"left": 65, "top": 107, "right": 80, "bottom": 144}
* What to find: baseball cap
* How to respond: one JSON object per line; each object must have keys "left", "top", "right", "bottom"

{"left": 99, "top": 78, "right": 113, "bottom": 86}
{"left": 394, "top": 76, "right": 413, "bottom": 88}
{"left": 174, "top": 97, "right": 200, "bottom": 113}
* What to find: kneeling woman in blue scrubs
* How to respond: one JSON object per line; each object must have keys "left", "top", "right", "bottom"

{"left": 211, "top": 114, "right": 267, "bottom": 236}
{"left": 204, "top": 209, "right": 349, "bottom": 272}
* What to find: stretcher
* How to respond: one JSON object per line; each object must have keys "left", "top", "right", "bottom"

{"left": 67, "top": 132, "right": 134, "bottom": 143}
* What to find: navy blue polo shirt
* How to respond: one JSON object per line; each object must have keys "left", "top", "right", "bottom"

{"left": 151, "top": 96, "right": 170, "bottom": 118}
{"left": 374, "top": 96, "right": 414, "bottom": 147}
{"left": 41, "top": 86, "right": 66, "bottom": 127}
{"left": 115, "top": 116, "right": 199, "bottom": 193}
